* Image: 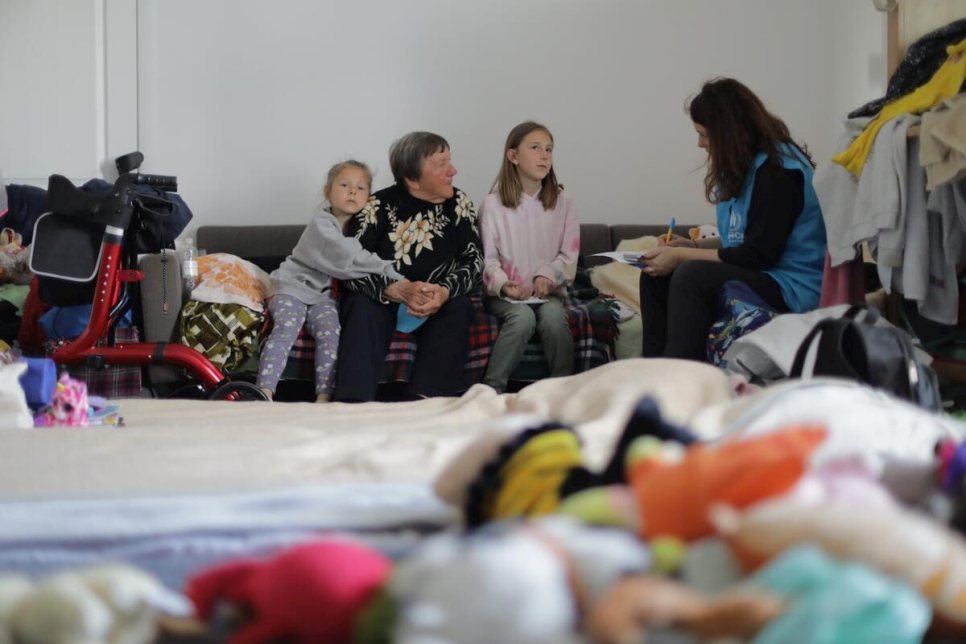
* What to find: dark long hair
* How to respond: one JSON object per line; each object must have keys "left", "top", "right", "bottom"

{"left": 687, "top": 77, "right": 815, "bottom": 203}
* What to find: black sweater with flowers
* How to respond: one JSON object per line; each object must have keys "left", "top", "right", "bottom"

{"left": 341, "top": 184, "right": 483, "bottom": 302}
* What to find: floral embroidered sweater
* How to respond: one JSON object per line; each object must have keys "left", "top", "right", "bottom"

{"left": 479, "top": 190, "right": 580, "bottom": 297}
{"left": 341, "top": 184, "right": 483, "bottom": 301}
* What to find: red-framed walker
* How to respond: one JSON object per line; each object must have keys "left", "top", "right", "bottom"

{"left": 31, "top": 156, "right": 267, "bottom": 401}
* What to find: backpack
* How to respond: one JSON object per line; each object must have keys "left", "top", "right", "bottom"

{"left": 790, "top": 304, "right": 942, "bottom": 411}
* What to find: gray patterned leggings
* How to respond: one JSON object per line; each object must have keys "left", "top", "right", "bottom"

{"left": 257, "top": 293, "right": 340, "bottom": 395}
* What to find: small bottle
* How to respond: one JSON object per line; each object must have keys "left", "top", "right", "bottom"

{"left": 181, "top": 237, "right": 199, "bottom": 295}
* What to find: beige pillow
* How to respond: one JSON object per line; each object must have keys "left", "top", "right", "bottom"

{"left": 589, "top": 235, "right": 659, "bottom": 314}
{"left": 191, "top": 253, "right": 270, "bottom": 312}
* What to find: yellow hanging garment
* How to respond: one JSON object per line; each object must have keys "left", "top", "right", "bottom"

{"left": 833, "top": 38, "right": 966, "bottom": 176}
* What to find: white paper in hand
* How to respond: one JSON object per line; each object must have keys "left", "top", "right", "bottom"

{"left": 590, "top": 251, "right": 646, "bottom": 266}
{"left": 502, "top": 296, "right": 549, "bottom": 305}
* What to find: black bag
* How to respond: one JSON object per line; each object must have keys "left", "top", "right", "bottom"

{"left": 81, "top": 179, "right": 192, "bottom": 254}
{"left": 790, "top": 304, "right": 942, "bottom": 411}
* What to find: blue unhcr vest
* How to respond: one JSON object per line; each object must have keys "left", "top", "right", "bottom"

{"left": 715, "top": 144, "right": 826, "bottom": 313}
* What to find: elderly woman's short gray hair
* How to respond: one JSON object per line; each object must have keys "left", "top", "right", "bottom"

{"left": 389, "top": 132, "right": 450, "bottom": 186}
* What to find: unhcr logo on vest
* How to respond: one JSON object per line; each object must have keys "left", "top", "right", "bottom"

{"left": 727, "top": 206, "right": 744, "bottom": 244}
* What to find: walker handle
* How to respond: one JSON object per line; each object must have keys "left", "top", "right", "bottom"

{"left": 136, "top": 174, "right": 178, "bottom": 192}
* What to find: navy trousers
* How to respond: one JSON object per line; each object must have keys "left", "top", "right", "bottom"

{"left": 334, "top": 291, "right": 474, "bottom": 402}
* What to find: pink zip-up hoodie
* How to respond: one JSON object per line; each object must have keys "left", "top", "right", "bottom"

{"left": 480, "top": 190, "right": 580, "bottom": 297}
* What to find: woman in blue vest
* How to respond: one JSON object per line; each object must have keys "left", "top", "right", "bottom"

{"left": 639, "top": 77, "right": 827, "bottom": 361}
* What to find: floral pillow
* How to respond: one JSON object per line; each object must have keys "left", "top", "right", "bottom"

{"left": 191, "top": 253, "right": 270, "bottom": 312}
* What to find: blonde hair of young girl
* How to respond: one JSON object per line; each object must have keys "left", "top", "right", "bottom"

{"left": 491, "top": 121, "right": 562, "bottom": 211}
{"left": 318, "top": 159, "right": 373, "bottom": 209}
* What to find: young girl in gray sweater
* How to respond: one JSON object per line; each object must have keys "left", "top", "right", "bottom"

{"left": 257, "top": 161, "right": 403, "bottom": 401}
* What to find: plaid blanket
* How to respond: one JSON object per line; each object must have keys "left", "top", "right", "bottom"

{"left": 67, "top": 326, "right": 143, "bottom": 399}
{"left": 279, "top": 284, "right": 617, "bottom": 386}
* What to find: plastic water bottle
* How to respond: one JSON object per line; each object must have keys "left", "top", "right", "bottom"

{"left": 181, "top": 237, "right": 199, "bottom": 295}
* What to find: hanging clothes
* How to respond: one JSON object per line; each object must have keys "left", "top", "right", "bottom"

{"left": 920, "top": 93, "right": 966, "bottom": 190}
{"left": 850, "top": 17, "right": 966, "bottom": 119}
{"left": 833, "top": 39, "right": 966, "bottom": 177}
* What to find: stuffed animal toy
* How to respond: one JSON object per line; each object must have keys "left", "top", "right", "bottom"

{"left": 33, "top": 372, "right": 89, "bottom": 427}
{"left": 183, "top": 518, "right": 929, "bottom": 644}
{"left": 434, "top": 398, "right": 700, "bottom": 529}
{"left": 389, "top": 520, "right": 924, "bottom": 644}
{"left": 388, "top": 516, "right": 652, "bottom": 644}
{"left": 187, "top": 518, "right": 773, "bottom": 644}
{"left": 186, "top": 540, "right": 393, "bottom": 644}
{"left": 435, "top": 397, "right": 826, "bottom": 542}
{"left": 0, "top": 563, "right": 191, "bottom": 644}
{"left": 689, "top": 223, "right": 720, "bottom": 242}
{"left": 711, "top": 488, "right": 966, "bottom": 631}
{"left": 554, "top": 425, "right": 827, "bottom": 542}
{"left": 586, "top": 544, "right": 929, "bottom": 644}
{"left": 625, "top": 425, "right": 827, "bottom": 541}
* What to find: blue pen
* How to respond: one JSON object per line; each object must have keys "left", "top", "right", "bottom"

{"left": 666, "top": 217, "right": 675, "bottom": 244}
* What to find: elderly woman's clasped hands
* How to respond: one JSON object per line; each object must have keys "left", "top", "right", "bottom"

{"left": 385, "top": 279, "right": 451, "bottom": 318}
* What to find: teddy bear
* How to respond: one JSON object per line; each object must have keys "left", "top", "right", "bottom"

{"left": 0, "top": 563, "right": 191, "bottom": 644}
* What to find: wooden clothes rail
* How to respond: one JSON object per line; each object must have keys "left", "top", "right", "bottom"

{"left": 882, "top": 1, "right": 966, "bottom": 381}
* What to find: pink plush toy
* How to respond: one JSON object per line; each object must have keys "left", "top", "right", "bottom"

{"left": 187, "top": 540, "right": 392, "bottom": 644}
{"left": 33, "top": 373, "right": 89, "bottom": 427}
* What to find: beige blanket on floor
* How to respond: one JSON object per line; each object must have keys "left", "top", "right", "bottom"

{"left": 0, "top": 359, "right": 734, "bottom": 499}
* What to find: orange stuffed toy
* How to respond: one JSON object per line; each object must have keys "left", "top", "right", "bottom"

{"left": 629, "top": 426, "right": 828, "bottom": 541}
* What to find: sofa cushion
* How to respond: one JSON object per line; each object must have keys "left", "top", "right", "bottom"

{"left": 578, "top": 224, "right": 611, "bottom": 268}
{"left": 197, "top": 225, "right": 306, "bottom": 274}
{"left": 197, "top": 223, "right": 697, "bottom": 272}
{"left": 610, "top": 224, "right": 692, "bottom": 248}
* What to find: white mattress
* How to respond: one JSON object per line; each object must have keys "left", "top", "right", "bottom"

{"left": 0, "top": 360, "right": 736, "bottom": 588}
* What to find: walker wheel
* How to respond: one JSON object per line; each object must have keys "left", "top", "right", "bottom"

{"left": 207, "top": 380, "right": 269, "bottom": 401}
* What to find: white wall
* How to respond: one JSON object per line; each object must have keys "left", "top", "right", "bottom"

{"left": 2, "top": 0, "right": 887, "bottom": 233}
{"left": 825, "top": 1, "right": 889, "bottom": 165}
{"left": 0, "top": 0, "right": 138, "bottom": 183}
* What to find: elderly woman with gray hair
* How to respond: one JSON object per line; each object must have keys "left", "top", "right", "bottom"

{"left": 334, "top": 131, "right": 483, "bottom": 402}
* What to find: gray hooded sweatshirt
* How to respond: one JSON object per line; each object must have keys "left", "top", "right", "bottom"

{"left": 269, "top": 209, "right": 402, "bottom": 305}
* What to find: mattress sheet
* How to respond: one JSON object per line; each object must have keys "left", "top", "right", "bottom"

{"left": 0, "top": 359, "right": 735, "bottom": 499}
{"left": 0, "top": 359, "right": 737, "bottom": 588}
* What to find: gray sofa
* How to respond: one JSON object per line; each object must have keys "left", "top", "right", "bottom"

{"left": 191, "top": 222, "right": 691, "bottom": 272}
{"left": 138, "top": 222, "right": 694, "bottom": 388}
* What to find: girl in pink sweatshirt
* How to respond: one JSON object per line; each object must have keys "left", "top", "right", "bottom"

{"left": 479, "top": 121, "right": 580, "bottom": 392}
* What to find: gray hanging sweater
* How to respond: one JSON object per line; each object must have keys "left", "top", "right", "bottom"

{"left": 269, "top": 209, "right": 403, "bottom": 305}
